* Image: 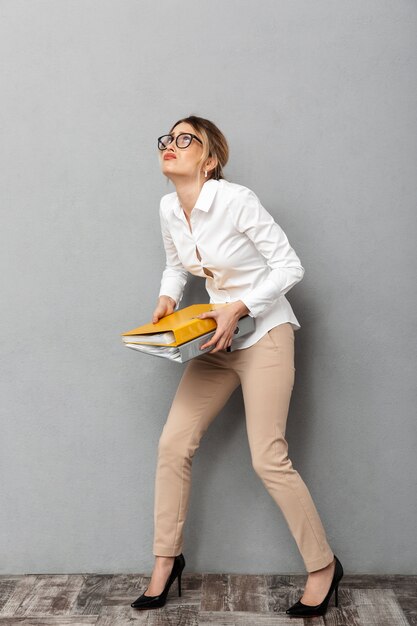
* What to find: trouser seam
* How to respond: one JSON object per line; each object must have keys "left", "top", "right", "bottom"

{"left": 171, "top": 455, "right": 186, "bottom": 552}
{"left": 274, "top": 423, "right": 329, "bottom": 561}
{"left": 170, "top": 371, "right": 239, "bottom": 552}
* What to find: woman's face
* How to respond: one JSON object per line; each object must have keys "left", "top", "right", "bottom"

{"left": 159, "top": 122, "right": 205, "bottom": 182}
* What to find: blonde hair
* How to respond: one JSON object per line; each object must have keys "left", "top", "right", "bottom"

{"left": 163, "top": 115, "right": 229, "bottom": 192}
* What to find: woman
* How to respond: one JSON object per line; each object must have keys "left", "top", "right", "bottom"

{"left": 131, "top": 115, "right": 343, "bottom": 617}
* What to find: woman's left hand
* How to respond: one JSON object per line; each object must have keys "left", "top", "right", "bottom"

{"left": 196, "top": 301, "right": 250, "bottom": 353}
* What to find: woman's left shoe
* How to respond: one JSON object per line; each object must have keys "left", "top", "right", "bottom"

{"left": 285, "top": 554, "right": 344, "bottom": 618}
{"left": 130, "top": 553, "right": 185, "bottom": 610}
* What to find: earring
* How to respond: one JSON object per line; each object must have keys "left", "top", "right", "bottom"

{"left": 204, "top": 170, "right": 208, "bottom": 178}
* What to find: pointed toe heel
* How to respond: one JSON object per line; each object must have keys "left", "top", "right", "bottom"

{"left": 285, "top": 554, "right": 344, "bottom": 618}
{"left": 130, "top": 553, "right": 186, "bottom": 610}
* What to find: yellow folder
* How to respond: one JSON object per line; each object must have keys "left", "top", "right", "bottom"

{"left": 121, "top": 303, "right": 231, "bottom": 347}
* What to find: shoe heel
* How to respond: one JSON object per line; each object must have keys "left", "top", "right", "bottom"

{"left": 130, "top": 553, "right": 185, "bottom": 610}
{"left": 285, "top": 554, "right": 344, "bottom": 618}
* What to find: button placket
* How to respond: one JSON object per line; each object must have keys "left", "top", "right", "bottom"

{"left": 189, "top": 212, "right": 213, "bottom": 278}
{"left": 182, "top": 210, "right": 202, "bottom": 274}
{"left": 195, "top": 244, "right": 213, "bottom": 278}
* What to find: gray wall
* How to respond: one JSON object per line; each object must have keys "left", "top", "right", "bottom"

{"left": 1, "top": 0, "right": 416, "bottom": 575}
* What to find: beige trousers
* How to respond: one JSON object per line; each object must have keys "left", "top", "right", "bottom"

{"left": 153, "top": 322, "right": 334, "bottom": 573}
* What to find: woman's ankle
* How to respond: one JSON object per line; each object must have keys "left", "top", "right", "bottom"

{"left": 155, "top": 555, "right": 175, "bottom": 564}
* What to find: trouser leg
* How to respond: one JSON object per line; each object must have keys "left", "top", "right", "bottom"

{"left": 237, "top": 323, "right": 334, "bottom": 572}
{"left": 153, "top": 353, "right": 240, "bottom": 556}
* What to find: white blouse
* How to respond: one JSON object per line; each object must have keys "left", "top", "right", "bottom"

{"left": 158, "top": 178, "right": 305, "bottom": 350}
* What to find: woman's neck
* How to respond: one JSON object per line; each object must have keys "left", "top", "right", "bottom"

{"left": 173, "top": 177, "right": 206, "bottom": 216}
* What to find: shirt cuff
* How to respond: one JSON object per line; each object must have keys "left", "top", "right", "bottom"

{"left": 158, "top": 284, "right": 183, "bottom": 309}
{"left": 239, "top": 266, "right": 304, "bottom": 318}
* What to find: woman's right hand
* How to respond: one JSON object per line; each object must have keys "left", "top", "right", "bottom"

{"left": 152, "top": 295, "right": 176, "bottom": 324}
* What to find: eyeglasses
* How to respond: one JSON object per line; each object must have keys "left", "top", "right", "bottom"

{"left": 157, "top": 132, "right": 203, "bottom": 150}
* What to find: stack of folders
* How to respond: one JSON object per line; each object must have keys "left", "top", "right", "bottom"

{"left": 121, "top": 303, "right": 255, "bottom": 363}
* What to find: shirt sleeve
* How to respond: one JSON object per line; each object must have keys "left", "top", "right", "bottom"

{"left": 158, "top": 202, "right": 188, "bottom": 308}
{"left": 229, "top": 187, "right": 305, "bottom": 318}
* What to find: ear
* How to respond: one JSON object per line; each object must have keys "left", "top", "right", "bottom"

{"left": 205, "top": 155, "right": 218, "bottom": 173}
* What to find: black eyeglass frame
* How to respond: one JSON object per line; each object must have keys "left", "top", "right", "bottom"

{"left": 157, "top": 132, "right": 203, "bottom": 151}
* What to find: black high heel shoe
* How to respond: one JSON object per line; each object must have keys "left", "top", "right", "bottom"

{"left": 130, "top": 553, "right": 185, "bottom": 610}
{"left": 285, "top": 554, "right": 344, "bottom": 618}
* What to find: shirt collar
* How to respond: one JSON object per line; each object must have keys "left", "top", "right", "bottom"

{"left": 173, "top": 178, "right": 220, "bottom": 219}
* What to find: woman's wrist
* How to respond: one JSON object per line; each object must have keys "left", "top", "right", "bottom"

{"left": 229, "top": 300, "right": 250, "bottom": 317}
{"left": 159, "top": 294, "right": 176, "bottom": 307}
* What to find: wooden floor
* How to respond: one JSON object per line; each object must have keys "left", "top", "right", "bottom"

{"left": 0, "top": 571, "right": 416, "bottom": 625}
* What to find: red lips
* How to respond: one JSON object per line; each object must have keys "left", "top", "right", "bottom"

{"left": 164, "top": 154, "right": 176, "bottom": 160}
